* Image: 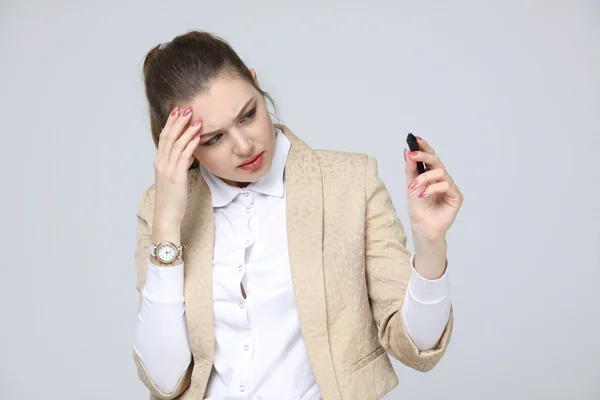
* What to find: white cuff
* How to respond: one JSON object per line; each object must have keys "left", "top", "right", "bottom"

{"left": 408, "top": 252, "right": 450, "bottom": 304}
{"left": 142, "top": 260, "right": 185, "bottom": 304}
{"left": 401, "top": 253, "right": 451, "bottom": 351}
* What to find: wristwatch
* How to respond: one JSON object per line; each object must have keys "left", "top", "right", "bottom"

{"left": 149, "top": 241, "right": 185, "bottom": 264}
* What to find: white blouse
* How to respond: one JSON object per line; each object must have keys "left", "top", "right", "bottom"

{"left": 134, "top": 131, "right": 451, "bottom": 399}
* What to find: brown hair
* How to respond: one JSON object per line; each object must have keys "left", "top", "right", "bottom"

{"left": 142, "top": 30, "right": 276, "bottom": 169}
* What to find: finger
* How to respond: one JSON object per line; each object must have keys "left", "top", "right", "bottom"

{"left": 406, "top": 148, "right": 461, "bottom": 197}
{"left": 169, "top": 119, "right": 202, "bottom": 167}
{"left": 187, "top": 154, "right": 196, "bottom": 169}
{"left": 162, "top": 106, "right": 194, "bottom": 163}
{"left": 414, "top": 143, "right": 457, "bottom": 188}
{"left": 157, "top": 106, "right": 180, "bottom": 160}
{"left": 416, "top": 136, "right": 436, "bottom": 155}
{"left": 405, "top": 149, "right": 442, "bottom": 183}
{"left": 404, "top": 148, "right": 420, "bottom": 183}
{"left": 177, "top": 131, "right": 202, "bottom": 175}
{"left": 416, "top": 180, "right": 452, "bottom": 199}
{"left": 407, "top": 167, "right": 445, "bottom": 193}
{"left": 418, "top": 180, "right": 464, "bottom": 205}
{"left": 406, "top": 150, "right": 444, "bottom": 171}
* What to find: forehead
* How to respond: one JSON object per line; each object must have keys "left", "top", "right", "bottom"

{"left": 182, "top": 76, "right": 257, "bottom": 129}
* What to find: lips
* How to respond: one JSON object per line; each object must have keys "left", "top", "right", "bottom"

{"left": 238, "top": 153, "right": 262, "bottom": 167}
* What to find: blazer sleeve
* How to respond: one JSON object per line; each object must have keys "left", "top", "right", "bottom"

{"left": 133, "top": 186, "right": 193, "bottom": 399}
{"left": 364, "top": 155, "right": 453, "bottom": 372}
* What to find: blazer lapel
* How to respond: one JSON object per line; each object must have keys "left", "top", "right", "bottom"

{"left": 280, "top": 125, "right": 342, "bottom": 400}
{"left": 180, "top": 170, "right": 215, "bottom": 367}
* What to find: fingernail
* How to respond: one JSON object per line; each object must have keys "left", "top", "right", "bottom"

{"left": 183, "top": 107, "right": 192, "bottom": 116}
{"left": 192, "top": 120, "right": 201, "bottom": 127}
{"left": 404, "top": 149, "right": 407, "bottom": 161}
{"left": 418, "top": 190, "right": 427, "bottom": 198}
{"left": 407, "top": 151, "right": 418, "bottom": 157}
{"left": 408, "top": 179, "right": 418, "bottom": 189}
{"left": 193, "top": 132, "right": 201, "bottom": 140}
{"left": 171, "top": 107, "right": 178, "bottom": 116}
{"left": 417, "top": 136, "right": 423, "bottom": 140}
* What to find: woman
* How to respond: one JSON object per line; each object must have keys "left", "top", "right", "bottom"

{"left": 133, "top": 30, "right": 463, "bottom": 400}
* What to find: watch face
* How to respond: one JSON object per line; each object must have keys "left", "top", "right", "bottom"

{"left": 157, "top": 243, "right": 177, "bottom": 262}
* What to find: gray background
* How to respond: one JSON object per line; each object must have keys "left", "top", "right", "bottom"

{"left": 1, "top": 1, "right": 599, "bottom": 399}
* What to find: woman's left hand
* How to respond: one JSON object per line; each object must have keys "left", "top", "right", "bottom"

{"left": 404, "top": 136, "right": 463, "bottom": 243}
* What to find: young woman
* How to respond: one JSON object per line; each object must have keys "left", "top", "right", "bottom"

{"left": 133, "top": 30, "right": 463, "bottom": 400}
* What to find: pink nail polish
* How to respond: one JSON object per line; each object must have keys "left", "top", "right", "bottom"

{"left": 417, "top": 136, "right": 423, "bottom": 140}
{"left": 407, "top": 151, "right": 418, "bottom": 157}
{"left": 183, "top": 107, "right": 192, "bottom": 116}
{"left": 404, "top": 149, "right": 407, "bottom": 161}
{"left": 418, "top": 190, "right": 427, "bottom": 198}
{"left": 192, "top": 120, "right": 201, "bottom": 127}
{"left": 171, "top": 107, "right": 178, "bottom": 116}
{"left": 408, "top": 179, "right": 418, "bottom": 189}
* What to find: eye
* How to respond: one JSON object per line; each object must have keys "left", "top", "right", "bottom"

{"left": 240, "top": 108, "right": 256, "bottom": 123}
{"left": 204, "top": 133, "right": 223, "bottom": 146}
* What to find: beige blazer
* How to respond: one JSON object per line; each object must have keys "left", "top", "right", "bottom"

{"left": 133, "top": 124, "right": 453, "bottom": 400}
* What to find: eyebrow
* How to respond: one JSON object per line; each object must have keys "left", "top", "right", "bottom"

{"left": 200, "top": 97, "right": 256, "bottom": 138}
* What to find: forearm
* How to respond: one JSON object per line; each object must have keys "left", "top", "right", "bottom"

{"left": 134, "top": 260, "right": 192, "bottom": 394}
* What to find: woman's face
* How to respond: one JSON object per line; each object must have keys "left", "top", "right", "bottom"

{"left": 180, "top": 70, "right": 276, "bottom": 188}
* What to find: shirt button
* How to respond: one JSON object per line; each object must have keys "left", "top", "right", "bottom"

{"left": 240, "top": 385, "right": 246, "bottom": 392}
{"left": 244, "top": 345, "right": 249, "bottom": 351}
{"left": 239, "top": 302, "right": 245, "bottom": 309}
{"left": 243, "top": 192, "right": 249, "bottom": 197}
{"left": 246, "top": 208, "right": 251, "bottom": 213}
{"left": 238, "top": 265, "right": 243, "bottom": 271}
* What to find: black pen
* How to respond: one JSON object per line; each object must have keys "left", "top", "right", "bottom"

{"left": 406, "top": 133, "right": 426, "bottom": 175}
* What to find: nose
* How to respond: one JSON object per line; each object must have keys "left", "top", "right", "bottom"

{"left": 232, "top": 131, "right": 253, "bottom": 156}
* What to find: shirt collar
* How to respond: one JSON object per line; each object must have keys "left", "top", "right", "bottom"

{"left": 199, "top": 129, "right": 291, "bottom": 208}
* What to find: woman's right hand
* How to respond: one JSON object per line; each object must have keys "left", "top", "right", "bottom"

{"left": 153, "top": 106, "right": 202, "bottom": 229}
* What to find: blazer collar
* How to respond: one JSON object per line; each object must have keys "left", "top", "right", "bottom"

{"left": 199, "top": 127, "right": 291, "bottom": 207}
{"left": 180, "top": 124, "right": 343, "bottom": 400}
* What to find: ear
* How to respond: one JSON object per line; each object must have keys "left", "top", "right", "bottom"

{"left": 250, "top": 68, "right": 259, "bottom": 86}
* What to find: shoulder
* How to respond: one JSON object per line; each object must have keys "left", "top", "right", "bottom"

{"left": 315, "top": 149, "right": 369, "bottom": 170}
{"left": 313, "top": 150, "right": 382, "bottom": 202}
{"left": 315, "top": 149, "right": 379, "bottom": 179}
{"left": 313, "top": 149, "right": 385, "bottom": 204}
